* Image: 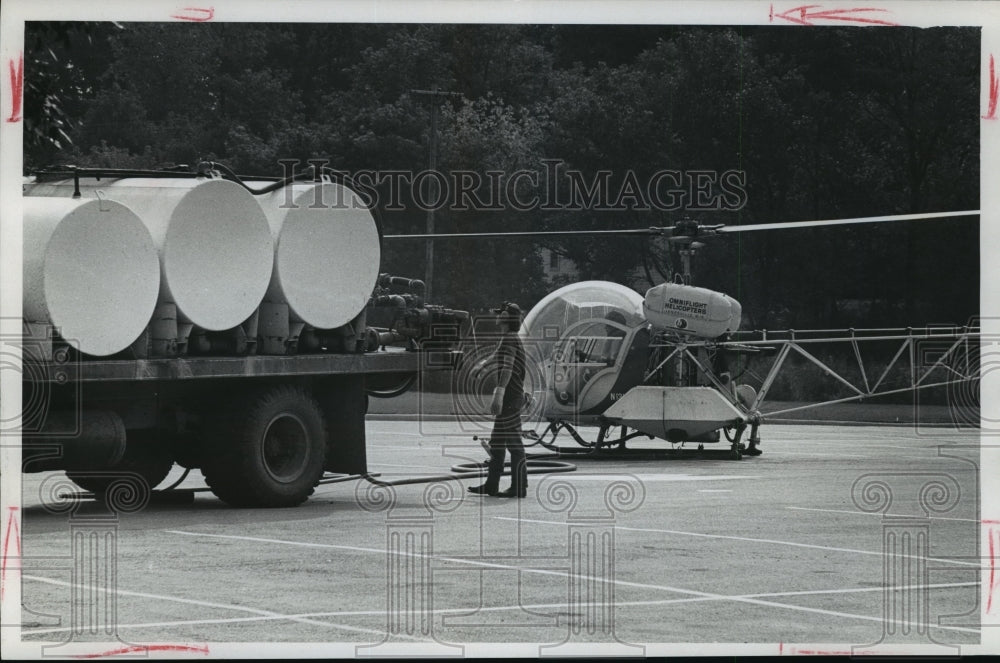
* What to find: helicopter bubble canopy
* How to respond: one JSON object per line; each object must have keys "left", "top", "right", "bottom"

{"left": 523, "top": 280, "right": 644, "bottom": 333}
{"left": 519, "top": 281, "right": 646, "bottom": 414}
{"left": 521, "top": 280, "right": 645, "bottom": 361}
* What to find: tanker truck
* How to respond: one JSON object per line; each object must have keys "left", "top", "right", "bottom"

{"left": 19, "top": 163, "right": 467, "bottom": 508}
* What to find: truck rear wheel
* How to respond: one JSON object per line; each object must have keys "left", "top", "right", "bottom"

{"left": 66, "top": 433, "right": 174, "bottom": 494}
{"left": 201, "top": 385, "right": 327, "bottom": 508}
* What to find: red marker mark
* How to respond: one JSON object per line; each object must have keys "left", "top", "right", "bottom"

{"left": 170, "top": 6, "right": 214, "bottom": 22}
{"left": 6, "top": 53, "right": 23, "bottom": 123}
{"left": 770, "top": 4, "right": 898, "bottom": 26}
{"left": 984, "top": 54, "right": 999, "bottom": 120}
{"left": 73, "top": 644, "right": 209, "bottom": 659}
{"left": 1, "top": 506, "right": 22, "bottom": 600}
{"left": 988, "top": 527, "right": 998, "bottom": 614}
{"left": 782, "top": 646, "right": 911, "bottom": 656}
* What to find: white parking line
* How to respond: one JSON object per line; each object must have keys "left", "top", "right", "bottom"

{"left": 365, "top": 445, "right": 434, "bottom": 452}
{"left": 877, "top": 445, "right": 955, "bottom": 450}
{"left": 768, "top": 451, "right": 868, "bottom": 458}
{"left": 22, "top": 581, "right": 979, "bottom": 636}
{"left": 21, "top": 574, "right": 428, "bottom": 641}
{"left": 493, "top": 517, "right": 981, "bottom": 567}
{"left": 367, "top": 462, "right": 451, "bottom": 471}
{"left": 556, "top": 474, "right": 760, "bottom": 482}
{"left": 786, "top": 505, "right": 979, "bottom": 523}
{"left": 164, "top": 530, "right": 980, "bottom": 634}
{"left": 743, "top": 581, "right": 978, "bottom": 599}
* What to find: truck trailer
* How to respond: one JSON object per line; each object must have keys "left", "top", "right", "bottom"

{"left": 20, "top": 164, "right": 466, "bottom": 508}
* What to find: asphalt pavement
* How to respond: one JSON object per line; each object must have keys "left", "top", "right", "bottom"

{"left": 12, "top": 418, "right": 995, "bottom": 658}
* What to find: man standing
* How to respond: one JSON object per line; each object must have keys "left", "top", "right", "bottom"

{"left": 468, "top": 302, "right": 528, "bottom": 498}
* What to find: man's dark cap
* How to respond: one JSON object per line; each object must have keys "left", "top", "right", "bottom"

{"left": 492, "top": 301, "right": 523, "bottom": 320}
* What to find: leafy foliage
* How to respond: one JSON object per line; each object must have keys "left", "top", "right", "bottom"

{"left": 23, "top": 23, "right": 979, "bottom": 326}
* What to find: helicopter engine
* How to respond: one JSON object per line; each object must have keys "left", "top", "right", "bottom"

{"left": 643, "top": 282, "right": 742, "bottom": 339}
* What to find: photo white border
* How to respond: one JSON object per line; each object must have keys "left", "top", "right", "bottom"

{"left": 1, "top": 0, "right": 998, "bottom": 658}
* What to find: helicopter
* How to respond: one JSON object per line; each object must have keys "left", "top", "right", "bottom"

{"left": 385, "top": 211, "right": 981, "bottom": 459}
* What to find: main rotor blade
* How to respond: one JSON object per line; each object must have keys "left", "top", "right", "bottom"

{"left": 383, "top": 210, "right": 979, "bottom": 240}
{"left": 718, "top": 210, "right": 979, "bottom": 233}
{"left": 383, "top": 228, "right": 666, "bottom": 239}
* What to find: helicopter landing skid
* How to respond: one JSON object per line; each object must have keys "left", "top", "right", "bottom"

{"left": 525, "top": 420, "right": 749, "bottom": 460}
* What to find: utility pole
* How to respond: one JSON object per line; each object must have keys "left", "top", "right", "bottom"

{"left": 410, "top": 87, "right": 461, "bottom": 302}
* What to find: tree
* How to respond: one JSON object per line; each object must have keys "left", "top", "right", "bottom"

{"left": 22, "top": 22, "right": 978, "bottom": 329}
{"left": 23, "top": 22, "right": 120, "bottom": 168}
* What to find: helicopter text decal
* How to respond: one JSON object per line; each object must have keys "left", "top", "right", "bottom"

{"left": 663, "top": 298, "right": 709, "bottom": 318}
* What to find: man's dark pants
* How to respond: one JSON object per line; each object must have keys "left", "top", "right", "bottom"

{"left": 483, "top": 407, "right": 527, "bottom": 494}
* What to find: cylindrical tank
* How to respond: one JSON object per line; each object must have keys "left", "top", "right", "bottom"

{"left": 22, "top": 409, "right": 126, "bottom": 472}
{"left": 250, "top": 181, "right": 381, "bottom": 329}
{"left": 25, "top": 177, "right": 274, "bottom": 331}
{"left": 643, "top": 282, "right": 742, "bottom": 339}
{"left": 23, "top": 197, "right": 160, "bottom": 356}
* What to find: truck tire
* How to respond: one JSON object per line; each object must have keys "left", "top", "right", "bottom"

{"left": 201, "top": 385, "right": 327, "bottom": 508}
{"left": 66, "top": 434, "right": 174, "bottom": 494}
